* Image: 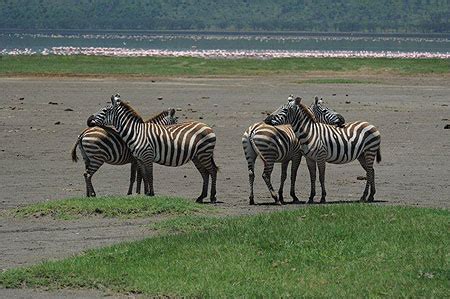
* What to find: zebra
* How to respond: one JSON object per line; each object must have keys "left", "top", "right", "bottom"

{"left": 87, "top": 94, "right": 218, "bottom": 203}
{"left": 242, "top": 95, "right": 346, "bottom": 205}
{"left": 264, "top": 97, "right": 381, "bottom": 203}
{"left": 71, "top": 108, "right": 178, "bottom": 197}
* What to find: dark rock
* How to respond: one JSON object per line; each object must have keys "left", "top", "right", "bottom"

{"left": 442, "top": 104, "right": 448, "bottom": 107}
{"left": 54, "top": 121, "right": 61, "bottom": 125}
{"left": 48, "top": 102, "right": 58, "bottom": 105}
{"left": 157, "top": 97, "right": 163, "bottom": 100}
{"left": 332, "top": 94, "right": 336, "bottom": 96}
{"left": 444, "top": 124, "right": 450, "bottom": 129}
{"left": 64, "top": 108, "right": 74, "bottom": 111}
{"left": 345, "top": 101, "right": 351, "bottom": 104}
{"left": 199, "top": 116, "right": 203, "bottom": 119}
{"left": 201, "top": 96, "right": 210, "bottom": 99}
{"left": 18, "top": 97, "right": 24, "bottom": 101}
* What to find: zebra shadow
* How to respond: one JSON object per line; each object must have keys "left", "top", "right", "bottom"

{"left": 200, "top": 200, "right": 225, "bottom": 204}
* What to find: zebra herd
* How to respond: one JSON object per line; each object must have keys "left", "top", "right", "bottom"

{"left": 72, "top": 93, "right": 381, "bottom": 204}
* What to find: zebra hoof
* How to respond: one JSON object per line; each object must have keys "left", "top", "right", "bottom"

{"left": 359, "top": 197, "right": 367, "bottom": 202}
{"left": 196, "top": 198, "right": 204, "bottom": 203}
{"left": 307, "top": 199, "right": 314, "bottom": 204}
{"left": 210, "top": 197, "right": 217, "bottom": 203}
{"left": 320, "top": 198, "right": 326, "bottom": 204}
{"left": 292, "top": 197, "right": 301, "bottom": 204}
{"left": 274, "top": 200, "right": 282, "bottom": 206}
{"left": 367, "top": 196, "right": 374, "bottom": 202}
{"left": 249, "top": 197, "right": 255, "bottom": 205}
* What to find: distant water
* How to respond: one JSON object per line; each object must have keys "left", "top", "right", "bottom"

{"left": 1, "top": 30, "right": 449, "bottom": 58}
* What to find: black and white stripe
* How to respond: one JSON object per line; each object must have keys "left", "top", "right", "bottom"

{"left": 242, "top": 96, "right": 345, "bottom": 205}
{"left": 265, "top": 97, "right": 381, "bottom": 203}
{"left": 71, "top": 108, "right": 178, "bottom": 197}
{"left": 88, "top": 94, "right": 218, "bottom": 203}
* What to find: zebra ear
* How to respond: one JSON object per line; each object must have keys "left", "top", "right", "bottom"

{"left": 314, "top": 96, "right": 319, "bottom": 105}
{"left": 169, "top": 108, "right": 176, "bottom": 117}
{"left": 287, "top": 94, "right": 294, "bottom": 101}
{"left": 294, "top": 97, "right": 302, "bottom": 106}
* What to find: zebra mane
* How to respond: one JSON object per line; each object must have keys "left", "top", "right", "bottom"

{"left": 299, "top": 102, "right": 317, "bottom": 122}
{"left": 120, "top": 101, "right": 144, "bottom": 122}
{"left": 145, "top": 109, "right": 170, "bottom": 123}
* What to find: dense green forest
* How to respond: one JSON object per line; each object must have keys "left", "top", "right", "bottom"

{"left": 0, "top": 0, "right": 448, "bottom": 33}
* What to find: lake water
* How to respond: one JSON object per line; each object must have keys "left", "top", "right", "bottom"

{"left": 1, "top": 30, "right": 449, "bottom": 58}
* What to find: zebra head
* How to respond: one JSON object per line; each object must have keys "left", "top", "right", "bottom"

{"left": 88, "top": 94, "right": 121, "bottom": 127}
{"left": 265, "top": 97, "right": 318, "bottom": 129}
{"left": 147, "top": 108, "right": 178, "bottom": 125}
{"left": 264, "top": 96, "right": 302, "bottom": 126}
{"left": 165, "top": 108, "right": 178, "bottom": 124}
{"left": 310, "top": 96, "right": 346, "bottom": 126}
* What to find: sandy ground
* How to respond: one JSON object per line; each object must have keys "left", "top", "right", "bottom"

{"left": 0, "top": 74, "right": 449, "bottom": 297}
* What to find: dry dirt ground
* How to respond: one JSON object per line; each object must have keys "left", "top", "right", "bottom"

{"left": 0, "top": 74, "right": 449, "bottom": 298}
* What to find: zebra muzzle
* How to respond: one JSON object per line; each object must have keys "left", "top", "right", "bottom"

{"left": 87, "top": 115, "right": 96, "bottom": 127}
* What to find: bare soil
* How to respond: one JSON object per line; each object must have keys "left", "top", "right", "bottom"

{"left": 1, "top": 74, "right": 449, "bottom": 297}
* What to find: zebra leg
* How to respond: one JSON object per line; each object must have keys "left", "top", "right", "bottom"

{"left": 248, "top": 159, "right": 256, "bottom": 205}
{"left": 317, "top": 160, "right": 327, "bottom": 203}
{"left": 192, "top": 157, "right": 209, "bottom": 203}
{"left": 136, "top": 163, "right": 144, "bottom": 194}
{"left": 278, "top": 161, "right": 289, "bottom": 204}
{"left": 358, "top": 155, "right": 369, "bottom": 202}
{"left": 209, "top": 159, "right": 218, "bottom": 203}
{"left": 289, "top": 153, "right": 302, "bottom": 203}
{"left": 83, "top": 162, "right": 101, "bottom": 197}
{"left": 244, "top": 140, "right": 257, "bottom": 204}
{"left": 83, "top": 172, "right": 96, "bottom": 197}
{"left": 261, "top": 161, "right": 280, "bottom": 205}
{"left": 128, "top": 160, "right": 137, "bottom": 195}
{"left": 305, "top": 158, "right": 316, "bottom": 204}
{"left": 139, "top": 160, "right": 154, "bottom": 196}
{"left": 364, "top": 152, "right": 377, "bottom": 202}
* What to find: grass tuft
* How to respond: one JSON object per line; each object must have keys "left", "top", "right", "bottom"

{"left": 1, "top": 205, "right": 448, "bottom": 297}
{"left": 10, "top": 196, "right": 214, "bottom": 220}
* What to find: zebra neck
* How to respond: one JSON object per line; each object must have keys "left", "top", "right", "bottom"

{"left": 292, "top": 116, "right": 315, "bottom": 142}
{"left": 112, "top": 109, "right": 144, "bottom": 144}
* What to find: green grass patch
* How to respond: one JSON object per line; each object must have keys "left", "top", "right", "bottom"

{"left": 1, "top": 205, "right": 448, "bottom": 297}
{"left": 9, "top": 196, "right": 214, "bottom": 220}
{"left": 151, "top": 215, "right": 228, "bottom": 234}
{"left": 297, "top": 78, "right": 379, "bottom": 84}
{"left": 0, "top": 56, "right": 448, "bottom": 76}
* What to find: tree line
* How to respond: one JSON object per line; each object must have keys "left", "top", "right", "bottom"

{"left": 1, "top": 0, "right": 448, "bottom": 33}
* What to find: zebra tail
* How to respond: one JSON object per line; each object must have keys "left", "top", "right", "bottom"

{"left": 71, "top": 138, "right": 79, "bottom": 162}
{"left": 376, "top": 148, "right": 382, "bottom": 163}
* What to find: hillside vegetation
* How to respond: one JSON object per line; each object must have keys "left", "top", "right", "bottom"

{"left": 0, "top": 0, "right": 448, "bottom": 33}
